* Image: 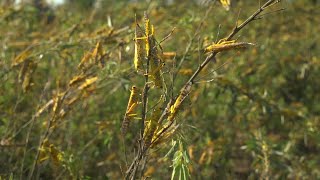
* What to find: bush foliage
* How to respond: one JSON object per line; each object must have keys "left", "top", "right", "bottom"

{"left": 0, "top": 0, "right": 319, "bottom": 179}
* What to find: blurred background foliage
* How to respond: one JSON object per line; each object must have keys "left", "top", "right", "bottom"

{"left": 0, "top": 0, "right": 319, "bottom": 179}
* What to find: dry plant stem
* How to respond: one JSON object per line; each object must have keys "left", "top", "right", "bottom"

{"left": 125, "top": 120, "right": 176, "bottom": 179}
{"left": 126, "top": 120, "right": 177, "bottom": 179}
{"left": 28, "top": 91, "right": 68, "bottom": 180}
{"left": 141, "top": 12, "right": 151, "bottom": 138}
{"left": 125, "top": 1, "right": 280, "bottom": 178}
{"left": 125, "top": 148, "right": 143, "bottom": 179}
{"left": 140, "top": 157, "right": 148, "bottom": 179}
{"left": 133, "top": 60, "right": 151, "bottom": 179}
{"left": 125, "top": 77, "right": 148, "bottom": 179}
{"left": 20, "top": 115, "right": 38, "bottom": 179}
{"left": 174, "top": 3, "right": 214, "bottom": 82}
{"left": 141, "top": 77, "right": 149, "bottom": 138}
{"left": 125, "top": 30, "right": 151, "bottom": 180}
{"left": 186, "top": 0, "right": 280, "bottom": 85}
{"left": 126, "top": 89, "right": 153, "bottom": 177}
{"left": 19, "top": 82, "right": 50, "bottom": 179}
{"left": 28, "top": 116, "right": 54, "bottom": 180}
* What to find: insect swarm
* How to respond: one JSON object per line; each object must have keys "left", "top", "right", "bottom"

{"left": 123, "top": 1, "right": 283, "bottom": 178}
{"left": 139, "top": 13, "right": 165, "bottom": 88}
{"left": 0, "top": 1, "right": 293, "bottom": 179}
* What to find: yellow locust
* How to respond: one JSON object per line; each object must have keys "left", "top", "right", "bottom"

{"left": 121, "top": 86, "right": 140, "bottom": 136}
{"left": 220, "top": 0, "right": 231, "bottom": 11}
{"left": 144, "top": 96, "right": 164, "bottom": 148}
{"left": 168, "top": 82, "right": 192, "bottom": 121}
{"left": 148, "top": 33, "right": 164, "bottom": 88}
{"left": 133, "top": 14, "right": 164, "bottom": 88}
{"left": 204, "top": 39, "right": 254, "bottom": 54}
{"left": 133, "top": 15, "right": 145, "bottom": 72}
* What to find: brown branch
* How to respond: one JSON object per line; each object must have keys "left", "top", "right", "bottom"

{"left": 125, "top": 12, "right": 151, "bottom": 180}
{"left": 124, "top": 1, "right": 281, "bottom": 178}
{"left": 28, "top": 91, "right": 68, "bottom": 180}
{"left": 186, "top": 0, "right": 280, "bottom": 86}
{"left": 174, "top": 3, "right": 214, "bottom": 82}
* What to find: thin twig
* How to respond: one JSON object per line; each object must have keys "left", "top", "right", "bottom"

{"left": 159, "top": 27, "right": 176, "bottom": 45}
{"left": 125, "top": 11, "right": 152, "bottom": 180}
{"left": 186, "top": 0, "right": 280, "bottom": 86}
{"left": 28, "top": 91, "right": 68, "bottom": 180}
{"left": 174, "top": 3, "right": 214, "bottom": 82}
{"left": 124, "top": 1, "right": 281, "bottom": 178}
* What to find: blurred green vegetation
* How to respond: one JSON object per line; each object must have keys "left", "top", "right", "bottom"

{"left": 0, "top": 0, "right": 319, "bottom": 179}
